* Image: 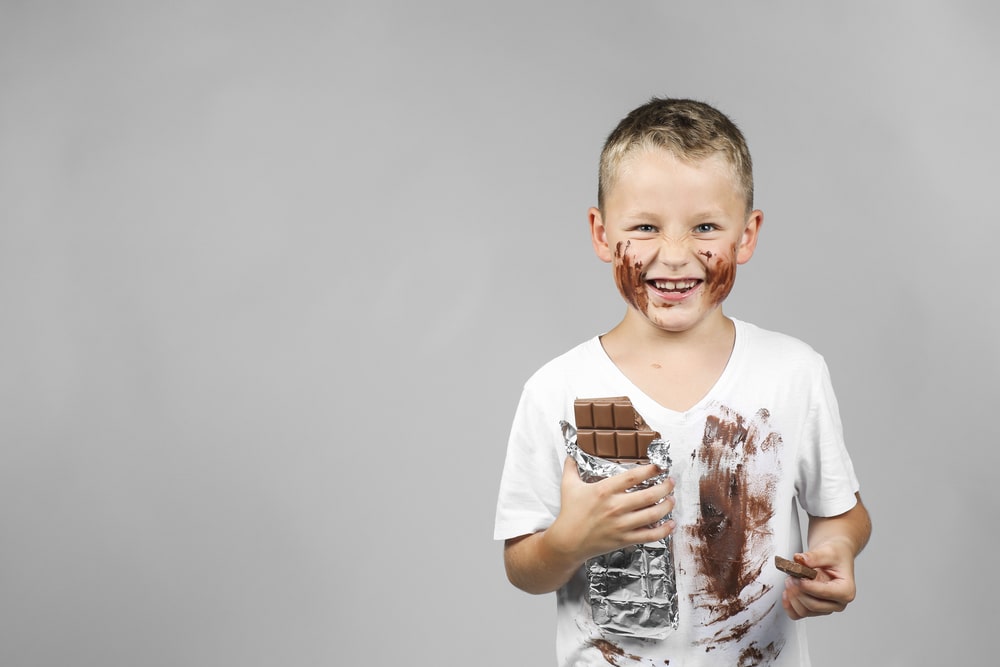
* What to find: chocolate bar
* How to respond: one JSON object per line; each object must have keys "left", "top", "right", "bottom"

{"left": 574, "top": 396, "right": 660, "bottom": 463}
{"left": 774, "top": 555, "right": 818, "bottom": 580}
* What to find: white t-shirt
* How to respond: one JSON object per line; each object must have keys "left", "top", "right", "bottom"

{"left": 494, "top": 319, "right": 860, "bottom": 667}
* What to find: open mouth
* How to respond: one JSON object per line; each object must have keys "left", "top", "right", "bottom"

{"left": 648, "top": 279, "right": 701, "bottom": 294}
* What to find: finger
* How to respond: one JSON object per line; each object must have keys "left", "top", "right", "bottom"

{"left": 796, "top": 577, "right": 856, "bottom": 606}
{"left": 615, "top": 494, "right": 676, "bottom": 531}
{"left": 617, "top": 476, "right": 675, "bottom": 510}
{"left": 783, "top": 580, "right": 821, "bottom": 619}
{"left": 784, "top": 578, "right": 845, "bottom": 616}
{"left": 598, "top": 475, "right": 672, "bottom": 523}
{"left": 796, "top": 549, "right": 844, "bottom": 574}
{"left": 626, "top": 479, "right": 674, "bottom": 511}
{"left": 612, "top": 463, "right": 669, "bottom": 491}
{"left": 782, "top": 588, "right": 802, "bottom": 621}
{"left": 793, "top": 594, "right": 842, "bottom": 616}
{"left": 624, "top": 517, "right": 676, "bottom": 545}
{"left": 782, "top": 587, "right": 810, "bottom": 621}
{"left": 795, "top": 551, "right": 834, "bottom": 574}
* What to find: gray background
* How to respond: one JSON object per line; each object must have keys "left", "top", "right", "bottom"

{"left": 2, "top": 2, "right": 997, "bottom": 666}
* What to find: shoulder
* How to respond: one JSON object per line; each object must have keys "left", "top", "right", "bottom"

{"left": 513, "top": 336, "right": 613, "bottom": 417}
{"left": 522, "top": 336, "right": 605, "bottom": 389}
{"left": 735, "top": 319, "right": 832, "bottom": 385}
{"left": 737, "top": 319, "right": 826, "bottom": 364}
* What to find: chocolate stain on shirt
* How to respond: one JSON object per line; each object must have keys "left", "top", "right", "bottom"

{"left": 738, "top": 640, "right": 784, "bottom": 667}
{"left": 710, "top": 601, "right": 777, "bottom": 644}
{"left": 588, "top": 638, "right": 642, "bottom": 666}
{"left": 687, "top": 405, "right": 782, "bottom": 629}
{"left": 613, "top": 241, "right": 648, "bottom": 313}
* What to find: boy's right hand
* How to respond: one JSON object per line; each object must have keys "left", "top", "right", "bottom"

{"left": 545, "top": 456, "right": 676, "bottom": 564}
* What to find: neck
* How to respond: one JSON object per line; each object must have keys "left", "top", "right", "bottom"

{"left": 605, "top": 308, "right": 735, "bottom": 351}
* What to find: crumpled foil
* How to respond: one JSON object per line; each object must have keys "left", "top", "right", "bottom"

{"left": 559, "top": 420, "right": 679, "bottom": 640}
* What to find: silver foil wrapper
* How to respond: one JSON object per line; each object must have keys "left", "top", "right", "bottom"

{"left": 559, "top": 420, "right": 679, "bottom": 640}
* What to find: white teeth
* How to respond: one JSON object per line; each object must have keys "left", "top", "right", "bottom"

{"left": 653, "top": 280, "right": 697, "bottom": 291}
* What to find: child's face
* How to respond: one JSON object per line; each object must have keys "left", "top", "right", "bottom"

{"left": 589, "top": 148, "right": 762, "bottom": 335}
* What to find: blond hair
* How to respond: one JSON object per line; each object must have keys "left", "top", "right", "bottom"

{"left": 598, "top": 97, "right": 754, "bottom": 212}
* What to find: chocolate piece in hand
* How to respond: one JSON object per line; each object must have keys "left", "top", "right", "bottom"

{"left": 574, "top": 396, "right": 661, "bottom": 463}
{"left": 774, "top": 555, "right": 818, "bottom": 580}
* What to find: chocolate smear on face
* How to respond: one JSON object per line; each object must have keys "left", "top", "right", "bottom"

{"left": 613, "top": 240, "right": 648, "bottom": 313}
{"left": 687, "top": 405, "right": 781, "bottom": 628}
{"left": 702, "top": 243, "right": 737, "bottom": 306}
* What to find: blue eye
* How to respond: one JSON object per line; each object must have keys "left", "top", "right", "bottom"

{"left": 636, "top": 224, "right": 657, "bottom": 233}
{"left": 695, "top": 223, "right": 717, "bottom": 233}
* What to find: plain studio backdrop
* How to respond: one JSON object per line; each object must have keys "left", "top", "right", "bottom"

{"left": 2, "top": 2, "right": 998, "bottom": 666}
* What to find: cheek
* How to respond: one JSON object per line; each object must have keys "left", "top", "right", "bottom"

{"left": 613, "top": 241, "right": 648, "bottom": 312}
{"left": 703, "top": 245, "right": 737, "bottom": 305}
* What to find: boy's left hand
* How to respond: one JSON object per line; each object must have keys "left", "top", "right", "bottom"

{"left": 780, "top": 539, "right": 857, "bottom": 620}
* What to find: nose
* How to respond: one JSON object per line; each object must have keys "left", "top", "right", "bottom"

{"left": 655, "top": 234, "right": 691, "bottom": 270}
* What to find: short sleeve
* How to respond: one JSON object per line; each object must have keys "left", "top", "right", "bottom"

{"left": 493, "top": 377, "right": 568, "bottom": 541}
{"left": 795, "top": 356, "right": 860, "bottom": 518}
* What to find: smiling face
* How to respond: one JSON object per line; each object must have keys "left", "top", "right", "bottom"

{"left": 590, "top": 148, "right": 762, "bottom": 336}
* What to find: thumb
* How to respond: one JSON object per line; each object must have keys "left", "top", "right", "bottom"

{"left": 791, "top": 551, "right": 828, "bottom": 584}
{"left": 562, "top": 456, "right": 582, "bottom": 485}
{"left": 794, "top": 551, "right": 823, "bottom": 569}
{"left": 794, "top": 550, "right": 840, "bottom": 581}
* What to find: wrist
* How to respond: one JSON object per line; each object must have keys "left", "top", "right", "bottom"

{"left": 539, "top": 522, "right": 585, "bottom": 575}
{"left": 807, "top": 534, "right": 859, "bottom": 559}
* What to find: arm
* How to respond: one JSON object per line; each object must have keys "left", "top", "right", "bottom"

{"left": 782, "top": 492, "right": 872, "bottom": 620}
{"left": 504, "top": 457, "right": 675, "bottom": 595}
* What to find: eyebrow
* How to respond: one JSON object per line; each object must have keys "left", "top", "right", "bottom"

{"left": 622, "top": 211, "right": 661, "bottom": 222}
{"left": 621, "top": 209, "right": 727, "bottom": 222}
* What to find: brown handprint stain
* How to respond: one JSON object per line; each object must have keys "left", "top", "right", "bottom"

{"left": 687, "top": 406, "right": 782, "bottom": 628}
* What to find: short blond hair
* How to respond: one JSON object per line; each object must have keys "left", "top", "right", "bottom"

{"left": 598, "top": 97, "right": 754, "bottom": 212}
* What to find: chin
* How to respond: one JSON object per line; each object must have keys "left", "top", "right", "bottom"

{"left": 644, "top": 306, "right": 711, "bottom": 334}
{"left": 648, "top": 316, "right": 699, "bottom": 334}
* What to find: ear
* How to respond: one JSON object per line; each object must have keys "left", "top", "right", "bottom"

{"left": 589, "top": 207, "right": 614, "bottom": 263}
{"left": 736, "top": 209, "right": 763, "bottom": 265}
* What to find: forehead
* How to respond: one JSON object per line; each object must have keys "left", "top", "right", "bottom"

{"left": 606, "top": 148, "right": 744, "bottom": 213}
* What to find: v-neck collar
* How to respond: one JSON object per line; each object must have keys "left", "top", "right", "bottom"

{"left": 588, "top": 319, "right": 747, "bottom": 420}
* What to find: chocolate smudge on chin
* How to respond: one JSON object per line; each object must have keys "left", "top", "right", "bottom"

{"left": 687, "top": 406, "right": 781, "bottom": 627}
{"left": 613, "top": 240, "right": 648, "bottom": 313}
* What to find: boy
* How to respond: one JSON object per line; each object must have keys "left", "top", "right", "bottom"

{"left": 494, "top": 98, "right": 871, "bottom": 666}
